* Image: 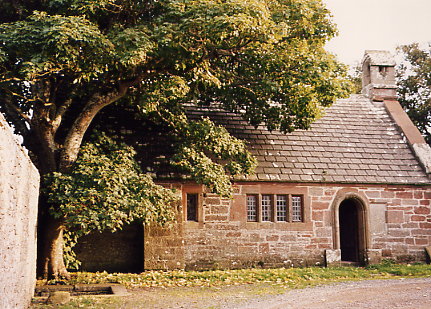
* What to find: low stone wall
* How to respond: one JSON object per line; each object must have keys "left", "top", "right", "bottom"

{"left": 0, "top": 113, "right": 39, "bottom": 309}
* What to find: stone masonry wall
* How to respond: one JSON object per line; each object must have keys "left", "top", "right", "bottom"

{"left": 180, "top": 183, "right": 431, "bottom": 270}
{"left": 143, "top": 183, "right": 185, "bottom": 270}
{"left": 75, "top": 223, "right": 144, "bottom": 273}
{"left": 0, "top": 113, "right": 39, "bottom": 309}
{"left": 144, "top": 218, "right": 185, "bottom": 270}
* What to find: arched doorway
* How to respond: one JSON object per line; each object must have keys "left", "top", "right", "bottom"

{"left": 338, "top": 198, "right": 366, "bottom": 263}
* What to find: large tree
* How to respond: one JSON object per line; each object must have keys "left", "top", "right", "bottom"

{"left": 0, "top": 0, "right": 350, "bottom": 279}
{"left": 397, "top": 43, "right": 431, "bottom": 144}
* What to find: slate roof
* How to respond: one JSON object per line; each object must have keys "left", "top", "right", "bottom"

{"left": 187, "top": 94, "right": 431, "bottom": 185}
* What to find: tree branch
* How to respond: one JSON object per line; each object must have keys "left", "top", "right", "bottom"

{"left": 59, "top": 83, "right": 131, "bottom": 172}
{"left": 1, "top": 95, "right": 30, "bottom": 137}
{"left": 52, "top": 96, "right": 74, "bottom": 132}
{"left": 31, "top": 101, "right": 59, "bottom": 173}
{"left": 1, "top": 92, "right": 32, "bottom": 123}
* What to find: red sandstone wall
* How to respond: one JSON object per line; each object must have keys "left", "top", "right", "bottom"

{"left": 143, "top": 183, "right": 185, "bottom": 270}
{"left": 179, "top": 183, "right": 431, "bottom": 269}
{"left": 363, "top": 186, "right": 431, "bottom": 260}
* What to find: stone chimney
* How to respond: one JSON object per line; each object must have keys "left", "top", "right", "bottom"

{"left": 361, "top": 50, "right": 431, "bottom": 176}
{"left": 361, "top": 50, "right": 397, "bottom": 101}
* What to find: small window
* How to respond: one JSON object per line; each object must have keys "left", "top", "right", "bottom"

{"left": 276, "top": 195, "right": 288, "bottom": 222}
{"left": 247, "top": 195, "right": 258, "bottom": 222}
{"left": 261, "top": 195, "right": 272, "bottom": 221}
{"left": 291, "top": 195, "right": 303, "bottom": 222}
{"left": 246, "top": 193, "right": 305, "bottom": 223}
{"left": 186, "top": 193, "right": 198, "bottom": 221}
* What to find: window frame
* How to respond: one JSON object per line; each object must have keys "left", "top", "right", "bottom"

{"left": 182, "top": 185, "right": 203, "bottom": 224}
{"left": 186, "top": 193, "right": 199, "bottom": 222}
{"left": 261, "top": 194, "right": 273, "bottom": 222}
{"left": 246, "top": 194, "right": 259, "bottom": 222}
{"left": 291, "top": 195, "right": 304, "bottom": 222}
{"left": 276, "top": 194, "right": 288, "bottom": 222}
{"left": 245, "top": 192, "right": 306, "bottom": 224}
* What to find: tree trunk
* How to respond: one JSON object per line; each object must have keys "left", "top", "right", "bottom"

{"left": 37, "top": 210, "right": 70, "bottom": 280}
{"left": 33, "top": 88, "right": 130, "bottom": 279}
{"left": 30, "top": 118, "right": 70, "bottom": 279}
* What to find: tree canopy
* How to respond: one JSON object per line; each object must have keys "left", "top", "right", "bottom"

{"left": 0, "top": 0, "right": 350, "bottom": 278}
{"left": 397, "top": 43, "right": 431, "bottom": 144}
{"left": 45, "top": 133, "right": 178, "bottom": 233}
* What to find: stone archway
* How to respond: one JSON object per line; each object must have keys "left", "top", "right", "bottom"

{"left": 331, "top": 189, "right": 370, "bottom": 265}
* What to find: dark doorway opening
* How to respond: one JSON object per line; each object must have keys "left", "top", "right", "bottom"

{"left": 339, "top": 199, "right": 364, "bottom": 262}
{"left": 74, "top": 222, "right": 144, "bottom": 273}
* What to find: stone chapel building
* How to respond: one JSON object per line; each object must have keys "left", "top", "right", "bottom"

{"left": 76, "top": 51, "right": 431, "bottom": 272}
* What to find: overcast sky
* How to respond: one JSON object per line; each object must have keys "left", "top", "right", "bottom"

{"left": 323, "top": 0, "right": 431, "bottom": 67}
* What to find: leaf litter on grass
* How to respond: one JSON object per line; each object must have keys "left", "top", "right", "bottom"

{"left": 54, "top": 263, "right": 431, "bottom": 289}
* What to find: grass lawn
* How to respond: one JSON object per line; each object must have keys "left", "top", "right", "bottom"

{"left": 31, "top": 261, "right": 431, "bottom": 309}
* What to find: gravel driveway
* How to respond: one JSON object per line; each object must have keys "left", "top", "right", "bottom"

{"left": 235, "top": 277, "right": 431, "bottom": 309}
{"left": 131, "top": 277, "right": 431, "bottom": 309}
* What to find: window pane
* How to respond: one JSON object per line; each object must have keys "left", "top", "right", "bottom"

{"left": 247, "top": 195, "right": 257, "bottom": 222}
{"left": 292, "top": 195, "right": 303, "bottom": 222}
{"left": 261, "top": 195, "right": 272, "bottom": 221}
{"left": 186, "top": 193, "right": 198, "bottom": 221}
{"left": 276, "top": 195, "right": 287, "bottom": 221}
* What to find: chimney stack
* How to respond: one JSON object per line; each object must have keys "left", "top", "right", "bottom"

{"left": 361, "top": 50, "right": 431, "bottom": 175}
{"left": 361, "top": 50, "right": 397, "bottom": 101}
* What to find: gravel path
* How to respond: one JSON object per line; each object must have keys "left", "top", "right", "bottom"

{"left": 233, "top": 277, "right": 431, "bottom": 309}
{"left": 130, "top": 277, "right": 431, "bottom": 309}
